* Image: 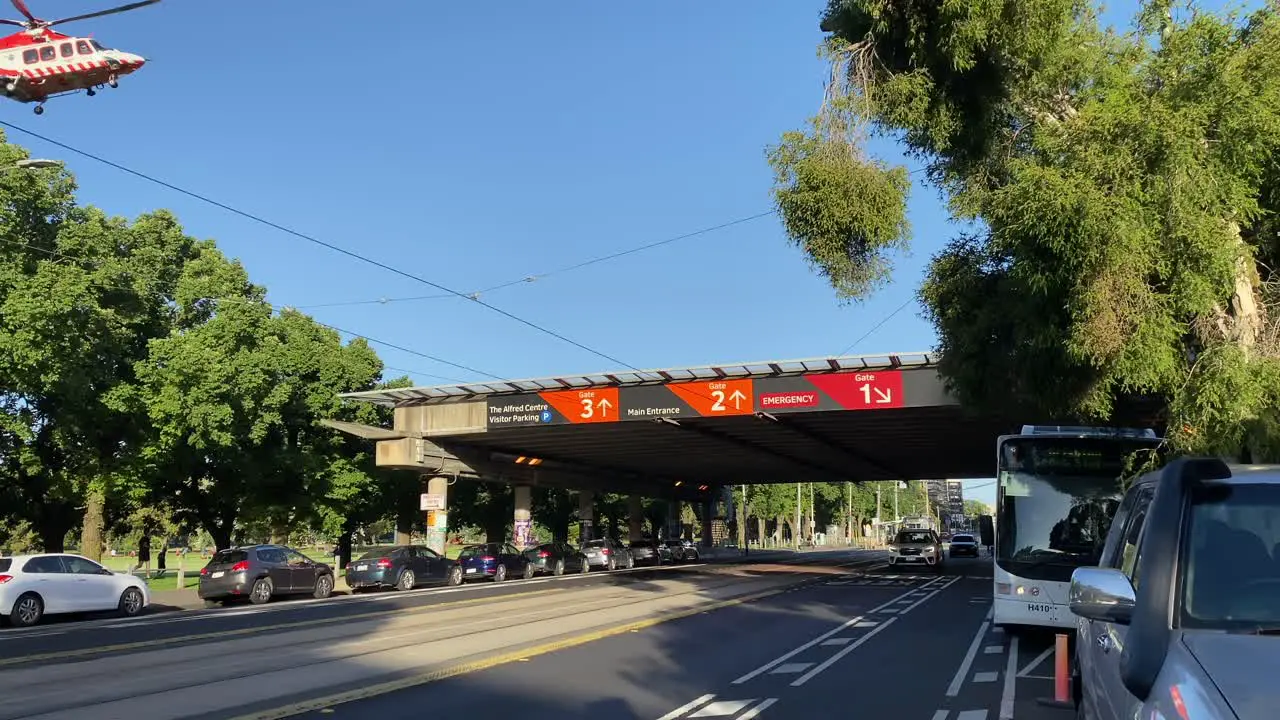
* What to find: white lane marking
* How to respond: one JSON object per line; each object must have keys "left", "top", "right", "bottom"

{"left": 895, "top": 576, "right": 960, "bottom": 615}
{"left": 738, "top": 699, "right": 778, "bottom": 719}
{"left": 946, "top": 619, "right": 991, "bottom": 696}
{"left": 1017, "top": 645, "right": 1054, "bottom": 678}
{"left": 973, "top": 671, "right": 999, "bottom": 683}
{"left": 854, "top": 620, "right": 878, "bottom": 627}
{"left": 789, "top": 617, "right": 897, "bottom": 686}
{"left": 983, "top": 645, "right": 1004, "bottom": 654}
{"left": 731, "top": 575, "right": 948, "bottom": 685}
{"left": 932, "top": 711, "right": 949, "bottom": 720}
{"left": 820, "top": 638, "right": 851, "bottom": 646}
{"left": 999, "top": 634, "right": 1019, "bottom": 720}
{"left": 768, "top": 663, "right": 813, "bottom": 674}
{"left": 957, "top": 711, "right": 988, "bottom": 720}
{"left": 691, "top": 699, "right": 757, "bottom": 717}
{"left": 656, "top": 693, "right": 715, "bottom": 720}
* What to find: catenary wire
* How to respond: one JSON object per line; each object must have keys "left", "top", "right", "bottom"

{"left": 0, "top": 236, "right": 489, "bottom": 382}
{"left": 0, "top": 121, "right": 637, "bottom": 370}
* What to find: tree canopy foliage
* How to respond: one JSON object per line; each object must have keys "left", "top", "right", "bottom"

{"left": 0, "top": 132, "right": 420, "bottom": 554}
{"left": 771, "top": 0, "right": 1280, "bottom": 459}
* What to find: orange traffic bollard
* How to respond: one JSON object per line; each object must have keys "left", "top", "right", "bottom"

{"left": 1037, "top": 632, "right": 1075, "bottom": 709}
{"left": 1054, "top": 633, "right": 1071, "bottom": 703}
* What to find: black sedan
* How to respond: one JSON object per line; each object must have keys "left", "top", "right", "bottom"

{"left": 628, "top": 539, "right": 667, "bottom": 566}
{"left": 346, "top": 545, "right": 457, "bottom": 592}
{"left": 523, "top": 542, "right": 589, "bottom": 575}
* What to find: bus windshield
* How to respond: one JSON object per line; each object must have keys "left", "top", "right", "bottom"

{"left": 996, "top": 435, "right": 1161, "bottom": 582}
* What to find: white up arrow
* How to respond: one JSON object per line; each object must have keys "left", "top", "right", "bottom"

{"left": 596, "top": 398, "right": 613, "bottom": 416}
{"left": 729, "top": 389, "right": 747, "bottom": 409}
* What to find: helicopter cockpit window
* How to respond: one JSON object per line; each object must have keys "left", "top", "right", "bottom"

{"left": 22, "top": 49, "right": 37, "bottom": 64}
{"left": 39, "top": 46, "right": 55, "bottom": 62}
{"left": 60, "top": 43, "right": 73, "bottom": 58}
{"left": 90, "top": 40, "right": 106, "bottom": 51}
{"left": 76, "top": 41, "right": 92, "bottom": 55}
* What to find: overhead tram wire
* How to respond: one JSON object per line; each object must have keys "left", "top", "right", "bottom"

{"left": 0, "top": 236, "right": 491, "bottom": 383}
{"left": 836, "top": 297, "right": 915, "bottom": 356}
{"left": 0, "top": 121, "right": 637, "bottom": 371}
{"left": 295, "top": 210, "right": 778, "bottom": 310}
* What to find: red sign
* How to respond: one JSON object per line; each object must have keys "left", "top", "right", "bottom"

{"left": 666, "top": 379, "right": 754, "bottom": 416}
{"left": 806, "top": 371, "right": 904, "bottom": 410}
{"left": 539, "top": 387, "right": 620, "bottom": 423}
{"left": 758, "top": 391, "right": 821, "bottom": 409}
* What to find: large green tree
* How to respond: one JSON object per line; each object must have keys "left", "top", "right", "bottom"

{"left": 0, "top": 138, "right": 194, "bottom": 552}
{"left": 772, "top": 0, "right": 1280, "bottom": 458}
{"left": 120, "top": 243, "right": 388, "bottom": 549}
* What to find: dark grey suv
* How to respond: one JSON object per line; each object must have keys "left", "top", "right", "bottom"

{"left": 198, "top": 544, "right": 335, "bottom": 607}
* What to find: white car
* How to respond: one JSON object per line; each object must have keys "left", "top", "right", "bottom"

{"left": 0, "top": 553, "right": 150, "bottom": 628}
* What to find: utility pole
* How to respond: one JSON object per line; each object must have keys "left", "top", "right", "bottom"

{"left": 809, "top": 482, "right": 815, "bottom": 543}
{"left": 846, "top": 481, "right": 852, "bottom": 545}
{"left": 894, "top": 481, "right": 900, "bottom": 522}
{"left": 794, "top": 482, "right": 801, "bottom": 550}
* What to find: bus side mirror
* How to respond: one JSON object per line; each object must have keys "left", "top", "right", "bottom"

{"left": 1069, "top": 567, "right": 1135, "bottom": 625}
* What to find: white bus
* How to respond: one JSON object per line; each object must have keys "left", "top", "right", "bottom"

{"left": 992, "top": 425, "right": 1163, "bottom": 630}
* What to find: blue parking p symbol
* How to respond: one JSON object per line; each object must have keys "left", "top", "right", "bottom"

{"left": 541, "top": 410, "right": 553, "bottom": 423}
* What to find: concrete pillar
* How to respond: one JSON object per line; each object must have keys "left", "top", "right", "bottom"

{"left": 425, "top": 476, "right": 449, "bottom": 557}
{"left": 701, "top": 499, "right": 714, "bottom": 548}
{"left": 513, "top": 485, "right": 533, "bottom": 551}
{"left": 665, "top": 500, "right": 682, "bottom": 539}
{"left": 578, "top": 490, "right": 595, "bottom": 543}
{"left": 628, "top": 495, "right": 644, "bottom": 542}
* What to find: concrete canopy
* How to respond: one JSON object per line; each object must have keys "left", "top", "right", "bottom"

{"left": 333, "top": 352, "right": 1017, "bottom": 500}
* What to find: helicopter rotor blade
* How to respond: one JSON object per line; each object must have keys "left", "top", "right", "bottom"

{"left": 46, "top": 0, "right": 160, "bottom": 27}
{"left": 9, "top": 0, "right": 37, "bottom": 24}
{"left": 0, "top": 17, "right": 26, "bottom": 26}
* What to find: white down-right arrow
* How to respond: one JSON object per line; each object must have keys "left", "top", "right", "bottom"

{"left": 873, "top": 387, "right": 893, "bottom": 404}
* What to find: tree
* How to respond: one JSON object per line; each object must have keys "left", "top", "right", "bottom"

{"left": 122, "top": 242, "right": 388, "bottom": 549}
{"left": 0, "top": 138, "right": 194, "bottom": 552}
{"left": 773, "top": 1, "right": 1280, "bottom": 458}
{"left": 963, "top": 499, "right": 991, "bottom": 517}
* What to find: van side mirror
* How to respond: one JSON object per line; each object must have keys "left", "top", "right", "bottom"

{"left": 1069, "top": 567, "right": 1136, "bottom": 625}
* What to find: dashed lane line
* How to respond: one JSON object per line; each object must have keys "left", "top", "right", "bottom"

{"left": 657, "top": 694, "right": 715, "bottom": 720}
{"left": 731, "top": 574, "right": 955, "bottom": 685}
{"left": 946, "top": 617, "right": 991, "bottom": 697}
{"left": 999, "top": 633, "right": 1020, "bottom": 720}
{"left": 790, "top": 575, "right": 961, "bottom": 688}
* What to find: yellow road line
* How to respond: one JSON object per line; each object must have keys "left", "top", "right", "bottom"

{"left": 227, "top": 574, "right": 856, "bottom": 720}
{"left": 0, "top": 587, "right": 566, "bottom": 668}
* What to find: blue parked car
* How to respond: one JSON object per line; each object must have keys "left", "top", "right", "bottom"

{"left": 456, "top": 543, "right": 534, "bottom": 583}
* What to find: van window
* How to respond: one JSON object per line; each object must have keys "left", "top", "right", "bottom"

{"left": 39, "top": 46, "right": 55, "bottom": 62}
{"left": 60, "top": 42, "right": 73, "bottom": 58}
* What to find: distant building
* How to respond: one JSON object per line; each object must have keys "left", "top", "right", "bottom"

{"left": 946, "top": 480, "right": 965, "bottom": 529}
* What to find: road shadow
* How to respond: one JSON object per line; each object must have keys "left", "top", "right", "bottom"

{"left": 0, "top": 548, "right": 892, "bottom": 720}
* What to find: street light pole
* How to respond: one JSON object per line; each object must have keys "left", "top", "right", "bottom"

{"left": 1, "top": 158, "right": 62, "bottom": 174}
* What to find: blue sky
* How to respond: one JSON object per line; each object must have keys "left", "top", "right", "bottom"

{"left": 14, "top": 0, "right": 1247, "bottom": 508}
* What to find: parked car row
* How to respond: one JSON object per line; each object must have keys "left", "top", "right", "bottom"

{"left": 0, "top": 535, "right": 707, "bottom": 627}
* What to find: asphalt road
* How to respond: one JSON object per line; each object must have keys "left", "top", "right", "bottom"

{"left": 0, "top": 548, "right": 885, "bottom": 720}
{"left": 0, "top": 549, "right": 1076, "bottom": 720}
{"left": 270, "top": 556, "right": 1074, "bottom": 720}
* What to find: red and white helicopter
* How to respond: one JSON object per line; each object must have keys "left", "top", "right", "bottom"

{"left": 0, "top": 0, "right": 155, "bottom": 114}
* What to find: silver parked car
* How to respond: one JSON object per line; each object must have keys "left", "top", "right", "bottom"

{"left": 1070, "top": 458, "right": 1280, "bottom": 720}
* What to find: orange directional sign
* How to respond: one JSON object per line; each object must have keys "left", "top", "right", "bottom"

{"left": 665, "top": 379, "right": 754, "bottom": 417}
{"left": 539, "top": 387, "right": 620, "bottom": 424}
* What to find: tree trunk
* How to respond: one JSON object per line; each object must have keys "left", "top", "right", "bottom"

{"left": 80, "top": 487, "right": 106, "bottom": 561}
{"left": 736, "top": 498, "right": 747, "bottom": 548}
{"left": 204, "top": 521, "right": 232, "bottom": 551}
{"left": 338, "top": 530, "right": 354, "bottom": 569}
{"left": 36, "top": 508, "right": 74, "bottom": 553}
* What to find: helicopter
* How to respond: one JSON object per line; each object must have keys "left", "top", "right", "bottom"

{"left": 0, "top": 0, "right": 156, "bottom": 114}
